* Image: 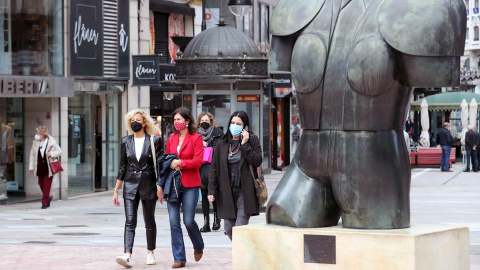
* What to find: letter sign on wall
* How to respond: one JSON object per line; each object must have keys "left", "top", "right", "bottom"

{"left": 70, "top": 0, "right": 104, "bottom": 76}
{"left": 132, "top": 55, "right": 160, "bottom": 86}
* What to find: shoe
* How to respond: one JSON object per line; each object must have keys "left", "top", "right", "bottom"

{"left": 172, "top": 262, "right": 186, "bottom": 268}
{"left": 194, "top": 250, "right": 203, "bottom": 262}
{"left": 212, "top": 212, "right": 221, "bottom": 231}
{"left": 200, "top": 224, "right": 211, "bottom": 233}
{"left": 463, "top": 169, "right": 470, "bottom": 172}
{"left": 116, "top": 254, "right": 132, "bottom": 268}
{"left": 41, "top": 205, "right": 48, "bottom": 209}
{"left": 48, "top": 196, "right": 53, "bottom": 207}
{"left": 146, "top": 252, "right": 155, "bottom": 265}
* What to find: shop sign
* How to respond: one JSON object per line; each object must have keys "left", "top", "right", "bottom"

{"left": 70, "top": 0, "right": 104, "bottom": 77}
{"left": 274, "top": 87, "right": 292, "bottom": 98}
{"left": 160, "top": 64, "right": 176, "bottom": 81}
{"left": 237, "top": 95, "right": 260, "bottom": 102}
{"left": 183, "top": 95, "right": 192, "bottom": 102}
{"left": 118, "top": 0, "right": 130, "bottom": 77}
{"left": 271, "top": 72, "right": 292, "bottom": 88}
{"left": 132, "top": 55, "right": 160, "bottom": 86}
{"left": 0, "top": 76, "right": 74, "bottom": 97}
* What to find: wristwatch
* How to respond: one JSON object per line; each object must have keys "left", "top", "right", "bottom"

{"left": 113, "top": 188, "right": 120, "bottom": 192}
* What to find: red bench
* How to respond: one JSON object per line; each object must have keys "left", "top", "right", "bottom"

{"left": 410, "top": 147, "right": 456, "bottom": 166}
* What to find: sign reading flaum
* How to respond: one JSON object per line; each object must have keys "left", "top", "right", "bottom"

{"left": 70, "top": 0, "right": 103, "bottom": 76}
{"left": 132, "top": 55, "right": 160, "bottom": 86}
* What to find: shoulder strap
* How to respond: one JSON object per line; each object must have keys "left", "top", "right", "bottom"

{"left": 150, "top": 135, "right": 157, "bottom": 178}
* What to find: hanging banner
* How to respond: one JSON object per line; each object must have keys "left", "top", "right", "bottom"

{"left": 70, "top": 0, "right": 103, "bottom": 76}
{"left": 118, "top": 0, "right": 130, "bottom": 78}
{"left": 132, "top": 55, "right": 160, "bottom": 86}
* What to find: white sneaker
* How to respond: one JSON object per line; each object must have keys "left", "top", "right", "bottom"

{"left": 146, "top": 252, "right": 156, "bottom": 265}
{"left": 116, "top": 254, "right": 132, "bottom": 268}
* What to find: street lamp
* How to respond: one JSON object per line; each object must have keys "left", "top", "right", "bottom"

{"left": 228, "top": 0, "right": 252, "bottom": 17}
{"left": 202, "top": 0, "right": 253, "bottom": 31}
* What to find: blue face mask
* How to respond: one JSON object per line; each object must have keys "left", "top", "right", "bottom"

{"left": 229, "top": 124, "right": 243, "bottom": 136}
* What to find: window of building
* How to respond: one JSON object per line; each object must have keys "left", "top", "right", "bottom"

{"left": 474, "top": 26, "right": 479, "bottom": 41}
{"left": 476, "top": 0, "right": 479, "bottom": 8}
{"left": 0, "top": 0, "right": 64, "bottom": 76}
{"left": 466, "top": 0, "right": 469, "bottom": 9}
{"left": 467, "top": 27, "right": 470, "bottom": 40}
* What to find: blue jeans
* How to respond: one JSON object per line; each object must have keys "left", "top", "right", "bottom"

{"left": 466, "top": 149, "right": 478, "bottom": 171}
{"left": 441, "top": 145, "right": 451, "bottom": 170}
{"left": 167, "top": 186, "right": 204, "bottom": 263}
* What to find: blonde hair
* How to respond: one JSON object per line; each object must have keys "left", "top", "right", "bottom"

{"left": 196, "top": 112, "right": 218, "bottom": 129}
{"left": 36, "top": 126, "right": 49, "bottom": 138}
{"left": 124, "top": 109, "right": 156, "bottom": 135}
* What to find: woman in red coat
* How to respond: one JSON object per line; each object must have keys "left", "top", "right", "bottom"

{"left": 157, "top": 107, "right": 204, "bottom": 268}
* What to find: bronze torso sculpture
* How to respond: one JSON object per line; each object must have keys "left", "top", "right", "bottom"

{"left": 266, "top": 0, "right": 466, "bottom": 229}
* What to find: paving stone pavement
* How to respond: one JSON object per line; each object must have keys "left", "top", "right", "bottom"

{"left": 1, "top": 166, "right": 480, "bottom": 269}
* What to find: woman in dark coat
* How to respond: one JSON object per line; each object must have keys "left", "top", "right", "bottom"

{"left": 197, "top": 112, "right": 224, "bottom": 233}
{"left": 112, "top": 109, "right": 163, "bottom": 268}
{"left": 207, "top": 111, "right": 263, "bottom": 241}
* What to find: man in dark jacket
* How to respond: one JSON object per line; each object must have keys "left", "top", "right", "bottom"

{"left": 438, "top": 122, "right": 454, "bottom": 172}
{"left": 465, "top": 125, "right": 479, "bottom": 172}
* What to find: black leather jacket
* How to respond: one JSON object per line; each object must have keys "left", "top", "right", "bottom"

{"left": 117, "top": 134, "right": 163, "bottom": 200}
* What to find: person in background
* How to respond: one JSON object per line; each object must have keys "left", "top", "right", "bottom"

{"left": 28, "top": 126, "right": 62, "bottom": 209}
{"left": 208, "top": 111, "right": 263, "bottom": 241}
{"left": 464, "top": 125, "right": 479, "bottom": 172}
{"left": 157, "top": 107, "right": 204, "bottom": 268}
{"left": 405, "top": 117, "right": 414, "bottom": 135}
{"left": 196, "top": 112, "right": 224, "bottom": 233}
{"left": 438, "top": 122, "right": 454, "bottom": 172}
{"left": 113, "top": 109, "right": 162, "bottom": 268}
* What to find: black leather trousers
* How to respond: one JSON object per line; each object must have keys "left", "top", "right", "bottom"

{"left": 124, "top": 192, "right": 157, "bottom": 253}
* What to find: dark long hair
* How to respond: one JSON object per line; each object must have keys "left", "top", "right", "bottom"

{"left": 223, "top": 110, "right": 250, "bottom": 142}
{"left": 172, "top": 107, "right": 197, "bottom": 135}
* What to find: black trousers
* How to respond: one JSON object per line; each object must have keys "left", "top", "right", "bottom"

{"left": 124, "top": 192, "right": 156, "bottom": 253}
{"left": 201, "top": 188, "right": 217, "bottom": 216}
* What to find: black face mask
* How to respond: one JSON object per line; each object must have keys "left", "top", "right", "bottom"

{"left": 131, "top": 121, "right": 143, "bottom": 133}
{"left": 200, "top": 122, "right": 211, "bottom": 130}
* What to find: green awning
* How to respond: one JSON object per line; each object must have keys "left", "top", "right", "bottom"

{"left": 411, "top": 92, "right": 480, "bottom": 111}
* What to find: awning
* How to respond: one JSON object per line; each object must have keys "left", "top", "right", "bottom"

{"left": 411, "top": 91, "right": 480, "bottom": 111}
{"left": 150, "top": 0, "right": 195, "bottom": 16}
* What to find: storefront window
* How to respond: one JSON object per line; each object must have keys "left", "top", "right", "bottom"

{"left": 237, "top": 95, "right": 261, "bottom": 136}
{"left": 196, "top": 95, "right": 231, "bottom": 133}
{"left": 108, "top": 94, "right": 120, "bottom": 188}
{"left": 0, "top": 0, "right": 64, "bottom": 75}
{"left": 68, "top": 94, "right": 93, "bottom": 195}
{"left": 0, "top": 98, "right": 24, "bottom": 192}
{"left": 262, "top": 88, "right": 271, "bottom": 170}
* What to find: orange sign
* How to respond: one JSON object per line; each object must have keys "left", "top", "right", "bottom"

{"left": 183, "top": 95, "right": 192, "bottom": 102}
{"left": 237, "top": 95, "right": 260, "bottom": 102}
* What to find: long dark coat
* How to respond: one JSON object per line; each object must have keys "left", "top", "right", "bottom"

{"left": 199, "top": 127, "right": 224, "bottom": 187}
{"left": 208, "top": 133, "right": 263, "bottom": 219}
{"left": 117, "top": 134, "right": 163, "bottom": 200}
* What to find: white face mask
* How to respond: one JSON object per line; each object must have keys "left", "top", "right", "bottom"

{"left": 35, "top": 134, "right": 41, "bottom": 141}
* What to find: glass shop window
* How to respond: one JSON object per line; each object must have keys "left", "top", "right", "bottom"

{"left": 475, "top": 26, "right": 479, "bottom": 41}
{"left": 0, "top": 0, "right": 64, "bottom": 76}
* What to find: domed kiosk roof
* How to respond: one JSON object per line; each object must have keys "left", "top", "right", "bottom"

{"left": 183, "top": 24, "right": 263, "bottom": 58}
{"left": 175, "top": 21, "right": 268, "bottom": 80}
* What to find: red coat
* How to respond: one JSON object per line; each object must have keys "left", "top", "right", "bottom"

{"left": 165, "top": 132, "right": 204, "bottom": 187}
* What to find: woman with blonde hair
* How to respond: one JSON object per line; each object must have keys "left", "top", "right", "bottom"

{"left": 113, "top": 109, "right": 163, "bottom": 268}
{"left": 196, "top": 112, "right": 224, "bottom": 232}
{"left": 29, "top": 126, "right": 62, "bottom": 209}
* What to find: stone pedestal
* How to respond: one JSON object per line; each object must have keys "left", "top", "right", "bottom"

{"left": 233, "top": 223, "right": 469, "bottom": 270}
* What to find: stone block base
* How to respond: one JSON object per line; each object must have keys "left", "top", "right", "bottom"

{"left": 233, "top": 223, "right": 469, "bottom": 270}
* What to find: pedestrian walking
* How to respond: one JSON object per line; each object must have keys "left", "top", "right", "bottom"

{"left": 28, "top": 126, "right": 62, "bottom": 209}
{"left": 157, "top": 107, "right": 204, "bottom": 268}
{"left": 464, "top": 125, "right": 479, "bottom": 172}
{"left": 196, "top": 112, "right": 224, "bottom": 233}
{"left": 438, "top": 122, "right": 454, "bottom": 172}
{"left": 208, "top": 111, "right": 263, "bottom": 241}
{"left": 113, "top": 109, "right": 163, "bottom": 268}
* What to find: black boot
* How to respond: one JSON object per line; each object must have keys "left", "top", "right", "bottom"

{"left": 212, "top": 212, "right": 221, "bottom": 231}
{"left": 200, "top": 215, "right": 211, "bottom": 233}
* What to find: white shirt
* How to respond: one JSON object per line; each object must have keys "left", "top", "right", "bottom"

{"left": 134, "top": 137, "right": 145, "bottom": 161}
{"left": 40, "top": 138, "right": 49, "bottom": 158}
{"left": 177, "top": 146, "right": 181, "bottom": 155}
